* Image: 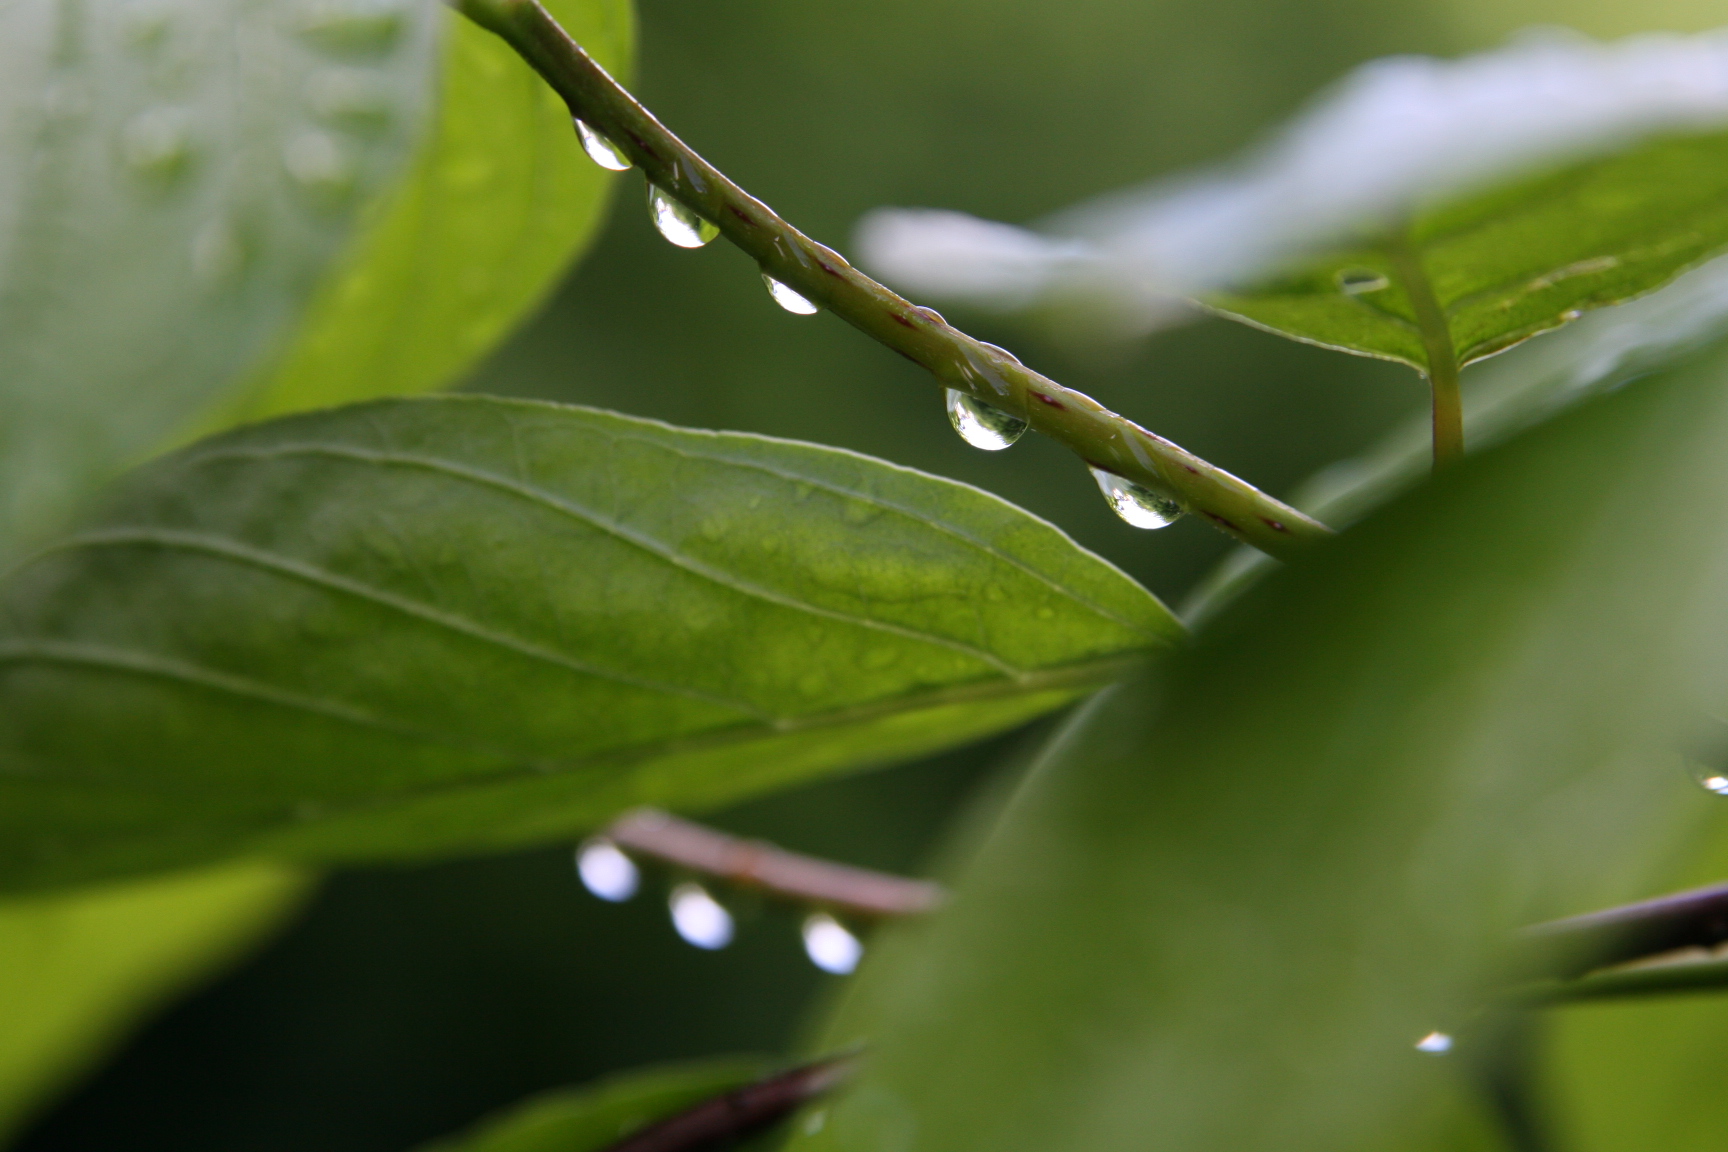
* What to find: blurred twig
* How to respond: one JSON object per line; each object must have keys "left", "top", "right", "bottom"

{"left": 606, "top": 808, "right": 944, "bottom": 919}
{"left": 602, "top": 1056, "right": 856, "bottom": 1152}
{"left": 450, "top": 0, "right": 1332, "bottom": 561}
{"left": 1515, "top": 879, "right": 1728, "bottom": 1002}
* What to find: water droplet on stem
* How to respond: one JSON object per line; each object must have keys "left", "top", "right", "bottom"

{"left": 649, "top": 185, "right": 718, "bottom": 248}
{"left": 670, "top": 882, "right": 733, "bottom": 948}
{"left": 1415, "top": 1031, "right": 1453, "bottom": 1054}
{"left": 1090, "top": 468, "right": 1184, "bottom": 529}
{"left": 946, "top": 389, "right": 1026, "bottom": 450}
{"left": 802, "top": 912, "right": 863, "bottom": 974}
{"left": 574, "top": 118, "right": 631, "bottom": 171}
{"left": 576, "top": 838, "right": 639, "bottom": 901}
{"left": 763, "top": 273, "right": 819, "bottom": 314}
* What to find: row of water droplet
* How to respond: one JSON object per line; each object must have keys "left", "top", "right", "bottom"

{"left": 575, "top": 117, "right": 1185, "bottom": 532}
{"left": 576, "top": 838, "right": 865, "bottom": 975}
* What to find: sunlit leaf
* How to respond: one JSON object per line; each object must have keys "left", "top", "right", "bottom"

{"left": 0, "top": 397, "right": 1176, "bottom": 892}
{"left": 0, "top": 0, "right": 442, "bottom": 563}
{"left": 791, "top": 332, "right": 1728, "bottom": 1152}
{"left": 0, "top": 863, "right": 308, "bottom": 1144}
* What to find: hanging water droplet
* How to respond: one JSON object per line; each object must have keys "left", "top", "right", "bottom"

{"left": 670, "top": 882, "right": 733, "bottom": 949}
{"left": 1336, "top": 267, "right": 1389, "bottom": 295}
{"left": 946, "top": 389, "right": 1026, "bottom": 451}
{"left": 1090, "top": 468, "right": 1184, "bottom": 529}
{"left": 648, "top": 185, "right": 718, "bottom": 248}
{"left": 574, "top": 118, "right": 631, "bottom": 171}
{"left": 802, "top": 912, "right": 864, "bottom": 974}
{"left": 1415, "top": 1031, "right": 1453, "bottom": 1054}
{"left": 1700, "top": 773, "right": 1728, "bottom": 795}
{"left": 763, "top": 273, "right": 819, "bottom": 315}
{"left": 576, "top": 838, "right": 639, "bottom": 902}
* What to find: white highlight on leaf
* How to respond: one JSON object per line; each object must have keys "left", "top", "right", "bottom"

{"left": 670, "top": 882, "right": 734, "bottom": 949}
{"left": 801, "top": 912, "right": 864, "bottom": 974}
{"left": 576, "top": 838, "right": 639, "bottom": 902}
{"left": 1415, "top": 1031, "right": 1454, "bottom": 1054}
{"left": 858, "top": 28, "right": 1728, "bottom": 331}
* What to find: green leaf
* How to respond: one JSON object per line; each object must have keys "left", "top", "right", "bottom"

{"left": 204, "top": 0, "right": 634, "bottom": 427}
{"left": 0, "top": 396, "right": 1176, "bottom": 892}
{"left": 0, "top": 0, "right": 443, "bottom": 562}
{"left": 791, "top": 333, "right": 1728, "bottom": 1152}
{"left": 416, "top": 1057, "right": 769, "bottom": 1152}
{"left": 0, "top": 863, "right": 308, "bottom": 1144}
{"left": 1209, "top": 131, "right": 1728, "bottom": 376}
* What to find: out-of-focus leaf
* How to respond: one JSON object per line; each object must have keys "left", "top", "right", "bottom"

{"left": 417, "top": 1057, "right": 768, "bottom": 1152}
{"left": 0, "top": 863, "right": 308, "bottom": 1144}
{"left": 1535, "top": 819, "right": 1728, "bottom": 1152}
{"left": 0, "top": 0, "right": 442, "bottom": 563}
{"left": 0, "top": 397, "right": 1175, "bottom": 892}
{"left": 206, "top": 0, "right": 633, "bottom": 427}
{"left": 1210, "top": 130, "right": 1728, "bottom": 373}
{"left": 789, "top": 333, "right": 1728, "bottom": 1152}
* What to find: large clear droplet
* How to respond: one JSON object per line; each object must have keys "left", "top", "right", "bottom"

{"left": 763, "top": 273, "right": 819, "bottom": 315}
{"left": 576, "top": 838, "right": 638, "bottom": 902}
{"left": 946, "top": 389, "right": 1026, "bottom": 451}
{"left": 1090, "top": 467, "right": 1184, "bottom": 529}
{"left": 648, "top": 185, "right": 718, "bottom": 248}
{"left": 802, "top": 912, "right": 863, "bottom": 974}
{"left": 1415, "top": 1031, "right": 1453, "bottom": 1054}
{"left": 669, "top": 882, "right": 733, "bottom": 949}
{"left": 574, "top": 118, "right": 631, "bottom": 171}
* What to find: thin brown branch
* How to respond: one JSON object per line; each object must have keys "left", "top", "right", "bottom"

{"left": 602, "top": 1056, "right": 856, "bottom": 1152}
{"left": 605, "top": 808, "right": 945, "bottom": 919}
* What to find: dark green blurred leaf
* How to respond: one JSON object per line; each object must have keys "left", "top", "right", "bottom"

{"left": 0, "top": 396, "right": 1175, "bottom": 892}
{"left": 791, "top": 333, "right": 1728, "bottom": 1152}
{"left": 416, "top": 1057, "right": 767, "bottom": 1152}
{"left": 0, "top": 863, "right": 308, "bottom": 1144}
{"left": 0, "top": 0, "right": 442, "bottom": 562}
{"left": 1210, "top": 131, "right": 1728, "bottom": 373}
{"left": 205, "top": 0, "right": 634, "bottom": 427}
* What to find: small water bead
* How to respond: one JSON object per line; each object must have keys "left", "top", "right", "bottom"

{"left": 648, "top": 184, "right": 719, "bottom": 248}
{"left": 802, "top": 913, "right": 864, "bottom": 974}
{"left": 946, "top": 389, "right": 1026, "bottom": 451}
{"left": 1415, "top": 1032, "right": 1454, "bottom": 1054}
{"left": 1336, "top": 267, "right": 1390, "bottom": 295}
{"left": 574, "top": 118, "right": 631, "bottom": 171}
{"left": 1090, "top": 468, "right": 1185, "bottom": 529}
{"left": 1701, "top": 774, "right": 1728, "bottom": 795}
{"left": 763, "top": 273, "right": 819, "bottom": 315}
{"left": 576, "top": 838, "right": 639, "bottom": 902}
{"left": 670, "top": 882, "right": 734, "bottom": 949}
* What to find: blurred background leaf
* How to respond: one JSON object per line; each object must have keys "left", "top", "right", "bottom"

{"left": 0, "top": 397, "right": 1170, "bottom": 892}
{"left": 200, "top": 0, "right": 634, "bottom": 428}
{"left": 0, "top": 864, "right": 308, "bottom": 1145}
{"left": 0, "top": 0, "right": 441, "bottom": 564}
{"left": 789, "top": 333, "right": 1728, "bottom": 1152}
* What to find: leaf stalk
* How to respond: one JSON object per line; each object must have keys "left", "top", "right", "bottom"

{"left": 450, "top": 0, "right": 1332, "bottom": 559}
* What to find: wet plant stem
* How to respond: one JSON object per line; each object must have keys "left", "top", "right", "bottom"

{"left": 451, "top": 0, "right": 1332, "bottom": 560}
{"left": 1385, "top": 230, "right": 1464, "bottom": 470}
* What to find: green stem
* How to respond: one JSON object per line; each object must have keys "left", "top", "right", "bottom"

{"left": 452, "top": 0, "right": 1333, "bottom": 560}
{"left": 1385, "top": 230, "right": 1464, "bottom": 470}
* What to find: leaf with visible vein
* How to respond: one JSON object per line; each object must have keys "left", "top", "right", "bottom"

{"left": 0, "top": 396, "right": 1176, "bottom": 892}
